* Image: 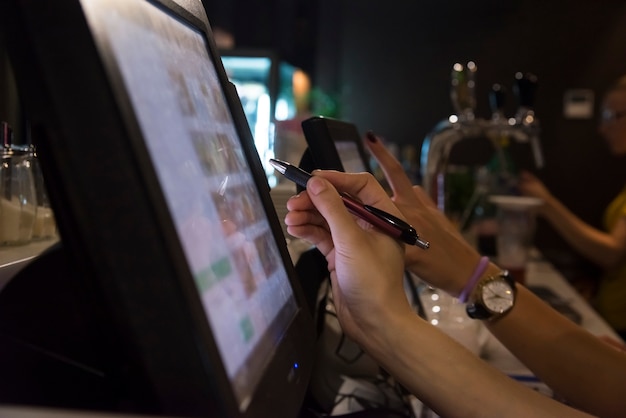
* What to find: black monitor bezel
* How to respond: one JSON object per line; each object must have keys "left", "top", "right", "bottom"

{"left": 0, "top": 0, "right": 313, "bottom": 417}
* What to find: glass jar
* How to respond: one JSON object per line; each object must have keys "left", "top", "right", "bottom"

{"left": 0, "top": 146, "right": 37, "bottom": 245}
{"left": 26, "top": 144, "right": 56, "bottom": 240}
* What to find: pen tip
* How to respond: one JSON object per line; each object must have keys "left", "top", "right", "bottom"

{"left": 268, "top": 158, "right": 286, "bottom": 172}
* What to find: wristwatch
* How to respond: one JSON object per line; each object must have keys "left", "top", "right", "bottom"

{"left": 466, "top": 270, "right": 516, "bottom": 320}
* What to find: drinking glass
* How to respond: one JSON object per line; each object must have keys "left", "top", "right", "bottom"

{"left": 490, "top": 195, "right": 542, "bottom": 284}
{"left": 26, "top": 145, "right": 56, "bottom": 240}
{"left": 0, "top": 148, "right": 37, "bottom": 245}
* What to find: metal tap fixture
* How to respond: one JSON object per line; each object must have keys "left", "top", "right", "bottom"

{"left": 420, "top": 67, "right": 543, "bottom": 222}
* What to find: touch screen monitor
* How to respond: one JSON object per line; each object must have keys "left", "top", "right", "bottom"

{"left": 0, "top": 0, "right": 313, "bottom": 417}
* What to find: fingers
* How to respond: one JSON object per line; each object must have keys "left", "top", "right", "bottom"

{"left": 284, "top": 175, "right": 378, "bottom": 256}
{"left": 305, "top": 176, "right": 373, "bottom": 249}
{"left": 364, "top": 131, "right": 416, "bottom": 201}
{"left": 412, "top": 185, "right": 439, "bottom": 210}
{"left": 284, "top": 169, "right": 408, "bottom": 264}
{"left": 312, "top": 170, "right": 403, "bottom": 219}
{"left": 285, "top": 191, "right": 334, "bottom": 255}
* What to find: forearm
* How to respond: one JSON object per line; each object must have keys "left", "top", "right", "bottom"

{"left": 541, "top": 195, "right": 623, "bottom": 269}
{"left": 361, "top": 309, "right": 592, "bottom": 418}
{"left": 486, "top": 285, "right": 626, "bottom": 417}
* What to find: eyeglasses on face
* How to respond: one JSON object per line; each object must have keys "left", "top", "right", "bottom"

{"left": 601, "top": 108, "right": 626, "bottom": 123}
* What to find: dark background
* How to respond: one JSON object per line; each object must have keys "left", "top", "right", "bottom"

{"left": 203, "top": 0, "right": 626, "bottom": 283}
{"left": 3, "top": 0, "right": 626, "bottom": 282}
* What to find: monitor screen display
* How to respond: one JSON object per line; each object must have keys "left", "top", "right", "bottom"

{"left": 83, "top": 0, "right": 296, "bottom": 409}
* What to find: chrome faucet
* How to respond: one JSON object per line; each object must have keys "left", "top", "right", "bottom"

{"left": 420, "top": 68, "right": 543, "bottom": 220}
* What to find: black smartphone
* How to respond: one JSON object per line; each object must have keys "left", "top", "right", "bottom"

{"left": 301, "top": 116, "right": 371, "bottom": 173}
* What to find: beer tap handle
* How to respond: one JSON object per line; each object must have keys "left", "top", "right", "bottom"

{"left": 514, "top": 72, "right": 538, "bottom": 111}
{"left": 513, "top": 72, "right": 544, "bottom": 169}
{"left": 450, "top": 61, "right": 477, "bottom": 121}
{"left": 489, "top": 83, "right": 507, "bottom": 122}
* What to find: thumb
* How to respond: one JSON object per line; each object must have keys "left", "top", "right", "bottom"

{"left": 307, "top": 176, "right": 364, "bottom": 247}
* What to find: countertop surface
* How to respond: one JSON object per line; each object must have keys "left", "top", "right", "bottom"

{"left": 0, "top": 238, "right": 59, "bottom": 292}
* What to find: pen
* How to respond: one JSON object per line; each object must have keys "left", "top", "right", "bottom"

{"left": 269, "top": 158, "right": 430, "bottom": 249}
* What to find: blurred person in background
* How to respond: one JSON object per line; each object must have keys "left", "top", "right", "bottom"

{"left": 519, "top": 75, "right": 626, "bottom": 339}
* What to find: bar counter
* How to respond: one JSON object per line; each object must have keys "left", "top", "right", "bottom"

{"left": 525, "top": 253, "right": 620, "bottom": 339}
{"left": 3, "top": 239, "right": 617, "bottom": 348}
{"left": 479, "top": 251, "right": 622, "bottom": 379}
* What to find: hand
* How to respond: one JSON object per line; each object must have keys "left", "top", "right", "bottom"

{"left": 518, "top": 170, "right": 553, "bottom": 205}
{"left": 285, "top": 170, "right": 411, "bottom": 343}
{"left": 364, "top": 132, "right": 482, "bottom": 296}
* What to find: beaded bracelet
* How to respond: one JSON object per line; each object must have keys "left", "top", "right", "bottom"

{"left": 458, "top": 256, "right": 490, "bottom": 303}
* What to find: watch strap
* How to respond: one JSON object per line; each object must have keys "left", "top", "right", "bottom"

{"left": 466, "top": 300, "right": 492, "bottom": 319}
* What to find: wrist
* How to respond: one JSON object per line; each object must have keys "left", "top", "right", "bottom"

{"left": 466, "top": 269, "right": 517, "bottom": 321}
{"left": 539, "top": 194, "right": 559, "bottom": 216}
{"left": 362, "top": 305, "right": 422, "bottom": 361}
{"left": 349, "top": 287, "right": 416, "bottom": 347}
{"left": 457, "top": 259, "right": 503, "bottom": 302}
{"left": 458, "top": 256, "right": 490, "bottom": 302}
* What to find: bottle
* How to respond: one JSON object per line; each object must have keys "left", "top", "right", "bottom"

{"left": 0, "top": 122, "right": 37, "bottom": 245}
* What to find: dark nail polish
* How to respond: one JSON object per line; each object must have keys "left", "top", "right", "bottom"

{"left": 366, "top": 131, "right": 377, "bottom": 143}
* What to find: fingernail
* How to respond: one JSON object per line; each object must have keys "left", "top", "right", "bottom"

{"left": 307, "top": 177, "right": 327, "bottom": 196}
{"left": 366, "top": 131, "right": 377, "bottom": 143}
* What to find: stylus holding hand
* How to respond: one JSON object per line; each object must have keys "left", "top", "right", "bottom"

{"left": 269, "top": 158, "right": 430, "bottom": 250}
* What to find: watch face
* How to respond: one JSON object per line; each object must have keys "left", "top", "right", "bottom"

{"left": 481, "top": 280, "right": 515, "bottom": 313}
